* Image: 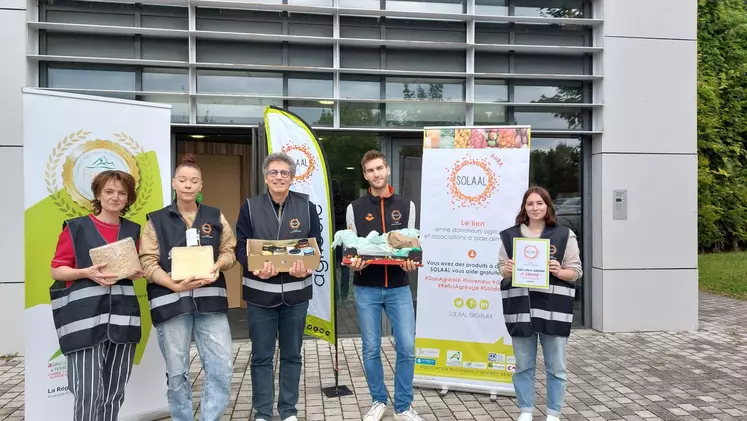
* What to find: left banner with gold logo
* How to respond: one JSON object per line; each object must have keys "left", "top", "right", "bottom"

{"left": 22, "top": 89, "right": 171, "bottom": 420}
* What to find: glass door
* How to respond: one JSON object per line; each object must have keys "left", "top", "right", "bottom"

{"left": 382, "top": 137, "right": 424, "bottom": 334}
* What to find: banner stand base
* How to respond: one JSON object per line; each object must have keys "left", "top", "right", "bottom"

{"left": 322, "top": 385, "right": 354, "bottom": 398}
{"left": 414, "top": 378, "right": 516, "bottom": 399}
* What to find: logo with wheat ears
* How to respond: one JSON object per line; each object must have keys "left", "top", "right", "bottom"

{"left": 44, "top": 130, "right": 153, "bottom": 219}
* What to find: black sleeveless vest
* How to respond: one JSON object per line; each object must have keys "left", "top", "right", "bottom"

{"left": 145, "top": 203, "right": 228, "bottom": 325}
{"left": 241, "top": 191, "right": 313, "bottom": 307}
{"left": 499, "top": 224, "right": 576, "bottom": 337}
{"left": 50, "top": 216, "right": 142, "bottom": 355}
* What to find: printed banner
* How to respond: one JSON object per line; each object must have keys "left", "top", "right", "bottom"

{"left": 414, "top": 126, "right": 531, "bottom": 396}
{"left": 23, "top": 89, "right": 170, "bottom": 420}
{"left": 264, "top": 106, "right": 335, "bottom": 344}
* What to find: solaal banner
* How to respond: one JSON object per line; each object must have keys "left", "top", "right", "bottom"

{"left": 23, "top": 89, "right": 170, "bottom": 420}
{"left": 263, "top": 106, "right": 335, "bottom": 344}
{"left": 414, "top": 126, "right": 531, "bottom": 397}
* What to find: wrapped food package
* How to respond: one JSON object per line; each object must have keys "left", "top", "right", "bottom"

{"left": 387, "top": 231, "right": 421, "bottom": 249}
{"left": 89, "top": 237, "right": 142, "bottom": 282}
{"left": 332, "top": 228, "right": 423, "bottom": 264}
{"left": 170, "top": 246, "right": 215, "bottom": 282}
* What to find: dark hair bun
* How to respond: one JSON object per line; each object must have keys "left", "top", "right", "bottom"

{"left": 182, "top": 153, "right": 197, "bottom": 164}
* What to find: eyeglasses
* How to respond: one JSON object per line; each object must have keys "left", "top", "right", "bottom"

{"left": 268, "top": 169, "right": 291, "bottom": 178}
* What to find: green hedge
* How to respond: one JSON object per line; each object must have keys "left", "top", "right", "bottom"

{"left": 698, "top": 0, "right": 747, "bottom": 251}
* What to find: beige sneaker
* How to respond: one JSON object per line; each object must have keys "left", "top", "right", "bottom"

{"left": 363, "top": 402, "right": 387, "bottom": 421}
{"left": 394, "top": 406, "right": 424, "bottom": 421}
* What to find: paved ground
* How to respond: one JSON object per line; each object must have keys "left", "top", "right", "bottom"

{"left": 1, "top": 293, "right": 746, "bottom": 421}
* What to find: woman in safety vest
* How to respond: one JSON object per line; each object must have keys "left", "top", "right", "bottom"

{"left": 50, "top": 170, "right": 144, "bottom": 421}
{"left": 138, "top": 153, "right": 237, "bottom": 421}
{"left": 498, "top": 186, "right": 583, "bottom": 421}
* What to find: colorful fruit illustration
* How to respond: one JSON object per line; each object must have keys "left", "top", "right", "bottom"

{"left": 455, "top": 129, "right": 471, "bottom": 148}
{"left": 470, "top": 129, "right": 487, "bottom": 148}
{"left": 487, "top": 130, "right": 498, "bottom": 147}
{"left": 439, "top": 129, "right": 455, "bottom": 149}
{"left": 425, "top": 129, "right": 440, "bottom": 148}
{"left": 498, "top": 129, "right": 516, "bottom": 148}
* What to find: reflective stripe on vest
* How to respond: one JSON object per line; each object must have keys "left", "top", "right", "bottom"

{"left": 504, "top": 309, "right": 574, "bottom": 324}
{"left": 149, "top": 287, "right": 227, "bottom": 310}
{"left": 57, "top": 314, "right": 141, "bottom": 337}
{"left": 242, "top": 277, "right": 312, "bottom": 294}
{"left": 51, "top": 285, "right": 136, "bottom": 310}
{"left": 501, "top": 284, "right": 575, "bottom": 299}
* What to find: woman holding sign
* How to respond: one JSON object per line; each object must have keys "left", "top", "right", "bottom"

{"left": 50, "top": 170, "right": 143, "bottom": 421}
{"left": 139, "top": 154, "right": 237, "bottom": 421}
{"left": 498, "top": 186, "right": 582, "bottom": 421}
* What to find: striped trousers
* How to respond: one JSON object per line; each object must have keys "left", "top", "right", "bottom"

{"left": 66, "top": 341, "right": 136, "bottom": 421}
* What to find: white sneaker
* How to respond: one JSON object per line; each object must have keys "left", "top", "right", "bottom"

{"left": 518, "top": 413, "right": 533, "bottom": 421}
{"left": 363, "top": 402, "right": 387, "bottom": 421}
{"left": 282, "top": 417, "right": 298, "bottom": 421}
{"left": 546, "top": 416, "right": 560, "bottom": 421}
{"left": 394, "top": 406, "right": 424, "bottom": 421}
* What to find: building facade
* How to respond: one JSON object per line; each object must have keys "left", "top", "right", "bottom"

{"left": 0, "top": 0, "right": 698, "bottom": 355}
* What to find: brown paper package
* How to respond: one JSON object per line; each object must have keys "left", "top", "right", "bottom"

{"left": 170, "top": 246, "right": 215, "bottom": 282}
{"left": 88, "top": 237, "right": 142, "bottom": 282}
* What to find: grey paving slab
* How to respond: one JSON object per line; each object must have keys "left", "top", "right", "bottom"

{"left": 2, "top": 293, "right": 746, "bottom": 421}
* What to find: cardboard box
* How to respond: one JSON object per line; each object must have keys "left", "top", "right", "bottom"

{"left": 171, "top": 246, "right": 215, "bottom": 281}
{"left": 89, "top": 237, "right": 142, "bottom": 281}
{"left": 247, "top": 238, "right": 321, "bottom": 272}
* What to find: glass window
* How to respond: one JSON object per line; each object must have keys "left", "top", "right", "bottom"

{"left": 142, "top": 68, "right": 188, "bottom": 92}
{"left": 514, "top": 107, "right": 585, "bottom": 130}
{"left": 474, "top": 0, "right": 508, "bottom": 16}
{"left": 340, "top": 77, "right": 381, "bottom": 100}
{"left": 385, "top": 103, "right": 466, "bottom": 128}
{"left": 339, "top": 102, "right": 382, "bottom": 127}
{"left": 288, "top": 0, "right": 332, "bottom": 6}
{"left": 196, "top": 97, "right": 282, "bottom": 125}
{"left": 474, "top": 104, "right": 508, "bottom": 125}
{"left": 514, "top": 0, "right": 584, "bottom": 18}
{"left": 141, "top": 94, "right": 189, "bottom": 124}
{"left": 386, "top": 0, "right": 465, "bottom": 14}
{"left": 514, "top": 54, "right": 587, "bottom": 75}
{"left": 514, "top": 82, "right": 583, "bottom": 103}
{"left": 475, "top": 23, "right": 511, "bottom": 45}
{"left": 287, "top": 100, "right": 334, "bottom": 127}
{"left": 287, "top": 75, "right": 333, "bottom": 98}
{"left": 196, "top": 70, "right": 283, "bottom": 96}
{"left": 475, "top": 80, "right": 508, "bottom": 102}
{"left": 339, "top": 0, "right": 379, "bottom": 8}
{"left": 385, "top": 78, "right": 465, "bottom": 102}
{"left": 47, "top": 66, "right": 136, "bottom": 91}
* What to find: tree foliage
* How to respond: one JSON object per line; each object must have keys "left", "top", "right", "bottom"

{"left": 698, "top": 0, "right": 747, "bottom": 250}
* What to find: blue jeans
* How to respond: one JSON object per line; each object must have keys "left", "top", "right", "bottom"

{"left": 355, "top": 285, "right": 416, "bottom": 413}
{"left": 156, "top": 312, "right": 233, "bottom": 421}
{"left": 246, "top": 301, "right": 309, "bottom": 420}
{"left": 512, "top": 334, "right": 568, "bottom": 417}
